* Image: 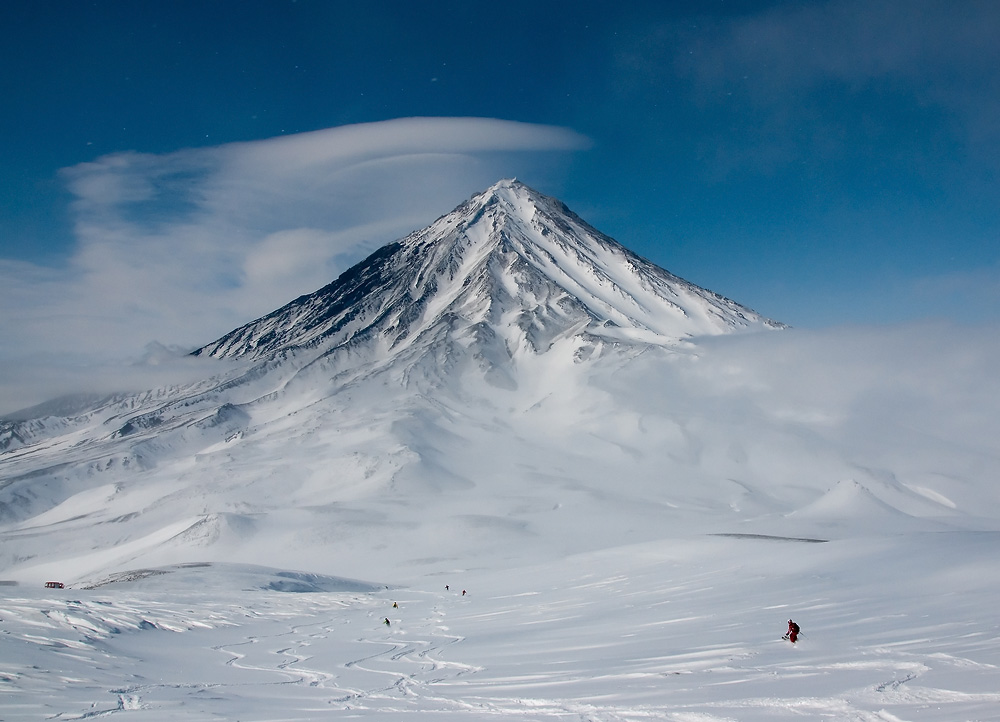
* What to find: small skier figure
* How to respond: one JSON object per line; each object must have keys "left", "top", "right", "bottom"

{"left": 462, "top": 590, "right": 466, "bottom": 596}
{"left": 445, "top": 585, "right": 449, "bottom": 591}
{"left": 384, "top": 617, "right": 391, "bottom": 627}
{"left": 784, "top": 619, "right": 800, "bottom": 643}
{"left": 392, "top": 602, "right": 398, "bottom": 608}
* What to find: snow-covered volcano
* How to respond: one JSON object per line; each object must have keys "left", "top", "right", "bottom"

{"left": 196, "top": 179, "right": 781, "bottom": 364}
{"left": 0, "top": 180, "right": 985, "bottom": 586}
{"left": 0, "top": 180, "right": 785, "bottom": 580}
{"left": 3, "top": 181, "right": 1000, "bottom": 720}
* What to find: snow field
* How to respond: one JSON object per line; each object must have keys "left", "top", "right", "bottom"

{"left": 3, "top": 530, "right": 1000, "bottom": 721}
{"left": 436, "top": 533, "right": 1000, "bottom": 721}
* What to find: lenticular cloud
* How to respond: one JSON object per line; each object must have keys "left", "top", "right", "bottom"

{"left": 0, "top": 118, "right": 588, "bottom": 414}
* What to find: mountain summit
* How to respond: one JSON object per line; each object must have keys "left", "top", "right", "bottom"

{"left": 196, "top": 180, "right": 781, "bottom": 370}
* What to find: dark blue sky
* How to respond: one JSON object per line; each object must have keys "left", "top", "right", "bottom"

{"left": 3, "top": 0, "right": 999, "bottom": 342}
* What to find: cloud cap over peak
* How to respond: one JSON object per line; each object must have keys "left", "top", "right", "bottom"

{"left": 0, "top": 117, "right": 589, "bottom": 415}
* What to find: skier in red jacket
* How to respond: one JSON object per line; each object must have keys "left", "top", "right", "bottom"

{"left": 784, "top": 619, "right": 800, "bottom": 643}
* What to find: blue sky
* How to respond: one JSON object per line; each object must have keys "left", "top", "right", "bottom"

{"left": 2, "top": 0, "right": 999, "bottom": 412}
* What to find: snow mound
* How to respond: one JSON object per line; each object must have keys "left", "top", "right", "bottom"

{"left": 788, "top": 479, "right": 912, "bottom": 526}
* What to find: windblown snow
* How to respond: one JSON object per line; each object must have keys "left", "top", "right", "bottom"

{"left": 2, "top": 180, "right": 999, "bottom": 721}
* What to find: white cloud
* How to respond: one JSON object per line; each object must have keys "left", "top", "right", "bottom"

{"left": 0, "top": 118, "right": 589, "bottom": 415}
{"left": 605, "top": 321, "right": 1000, "bottom": 497}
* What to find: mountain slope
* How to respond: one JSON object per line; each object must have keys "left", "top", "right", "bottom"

{"left": 10, "top": 181, "right": 989, "bottom": 588}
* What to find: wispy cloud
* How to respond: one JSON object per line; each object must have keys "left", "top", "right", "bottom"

{"left": 620, "top": 0, "right": 1000, "bottom": 176}
{"left": 0, "top": 118, "right": 589, "bottom": 414}
{"left": 905, "top": 263, "right": 1000, "bottom": 321}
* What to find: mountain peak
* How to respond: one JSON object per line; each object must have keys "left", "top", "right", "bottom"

{"left": 486, "top": 177, "right": 522, "bottom": 192}
{"left": 483, "top": 177, "right": 530, "bottom": 197}
{"left": 195, "top": 181, "right": 782, "bottom": 368}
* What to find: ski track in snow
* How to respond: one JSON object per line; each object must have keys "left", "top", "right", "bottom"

{"left": 3, "top": 537, "right": 1000, "bottom": 721}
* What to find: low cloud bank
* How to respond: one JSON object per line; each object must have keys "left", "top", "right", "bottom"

{"left": 603, "top": 322, "right": 1000, "bottom": 512}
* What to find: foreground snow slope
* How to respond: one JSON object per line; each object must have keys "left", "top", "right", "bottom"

{"left": 3, "top": 531, "right": 1000, "bottom": 721}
